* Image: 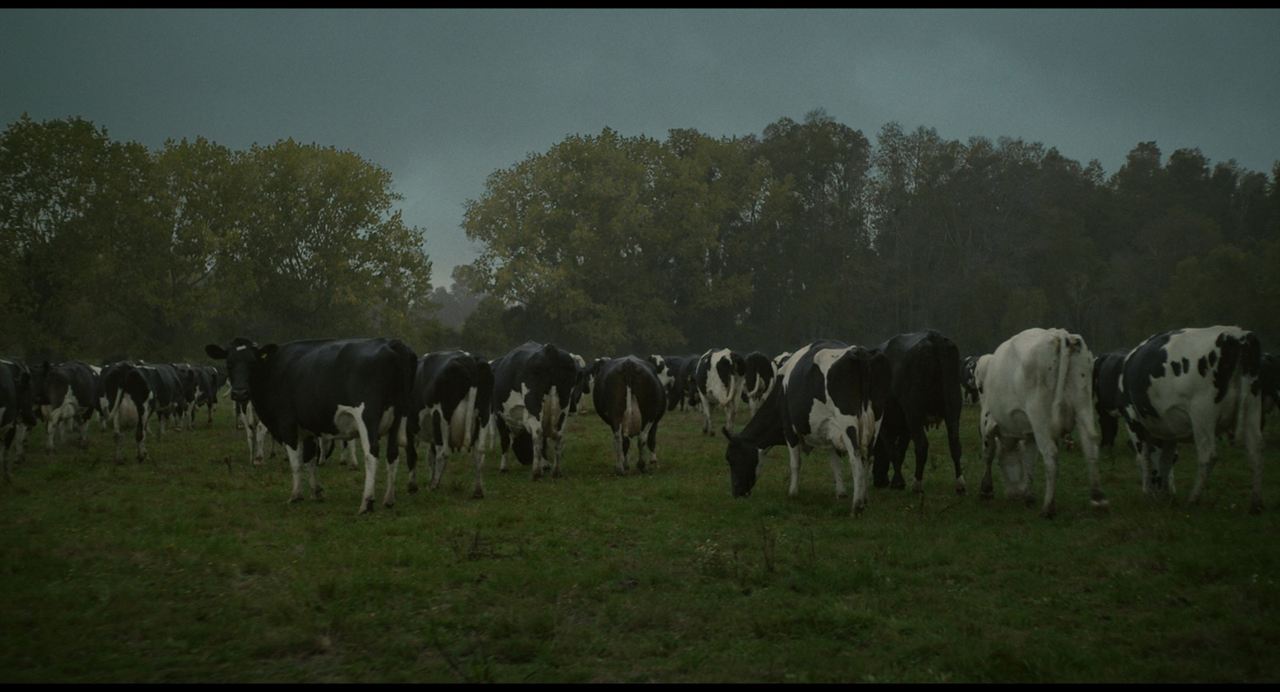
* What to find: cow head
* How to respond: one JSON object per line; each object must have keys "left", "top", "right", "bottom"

{"left": 205, "top": 338, "right": 277, "bottom": 403}
{"left": 722, "top": 427, "right": 760, "bottom": 498}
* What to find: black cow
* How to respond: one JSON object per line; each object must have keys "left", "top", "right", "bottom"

{"left": 491, "top": 341, "right": 578, "bottom": 479}
{"left": 870, "top": 330, "right": 965, "bottom": 495}
{"left": 172, "top": 363, "right": 201, "bottom": 430}
{"left": 695, "top": 348, "right": 746, "bottom": 435}
{"left": 1092, "top": 351, "right": 1129, "bottom": 449}
{"left": 100, "top": 361, "right": 184, "bottom": 462}
{"left": 723, "top": 340, "right": 891, "bottom": 514}
{"left": 960, "top": 355, "right": 980, "bottom": 405}
{"left": 403, "top": 350, "right": 494, "bottom": 498}
{"left": 740, "top": 351, "right": 777, "bottom": 417}
{"left": 1, "top": 359, "right": 38, "bottom": 481}
{"left": 206, "top": 337, "right": 419, "bottom": 514}
{"left": 1118, "top": 326, "right": 1264, "bottom": 513}
{"left": 594, "top": 356, "right": 666, "bottom": 475}
{"left": 30, "top": 360, "right": 100, "bottom": 451}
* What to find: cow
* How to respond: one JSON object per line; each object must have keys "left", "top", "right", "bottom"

{"left": 648, "top": 355, "right": 693, "bottom": 413}
{"left": 594, "top": 356, "right": 666, "bottom": 475}
{"left": 773, "top": 352, "right": 792, "bottom": 371}
{"left": 402, "top": 350, "right": 493, "bottom": 498}
{"left": 88, "top": 363, "right": 108, "bottom": 430}
{"left": 30, "top": 360, "right": 100, "bottom": 451}
{"left": 172, "top": 363, "right": 201, "bottom": 430}
{"left": 722, "top": 340, "right": 890, "bottom": 515}
{"left": 491, "top": 341, "right": 578, "bottom": 480}
{"left": 676, "top": 355, "right": 701, "bottom": 411}
{"left": 1, "top": 359, "right": 38, "bottom": 482}
{"left": 206, "top": 337, "right": 418, "bottom": 514}
{"left": 870, "top": 331, "right": 966, "bottom": 495}
{"left": 1092, "top": 351, "right": 1129, "bottom": 449}
{"left": 739, "top": 351, "right": 778, "bottom": 417}
{"left": 568, "top": 353, "right": 589, "bottom": 415}
{"left": 961, "top": 355, "right": 981, "bottom": 405}
{"left": 1117, "top": 326, "right": 1264, "bottom": 513}
{"left": 695, "top": 348, "right": 746, "bottom": 435}
{"left": 975, "top": 327, "right": 1108, "bottom": 518}
{"left": 100, "top": 361, "right": 185, "bottom": 462}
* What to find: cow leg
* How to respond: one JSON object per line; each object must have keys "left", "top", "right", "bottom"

{"left": 724, "top": 398, "right": 736, "bottom": 435}
{"left": 640, "top": 422, "right": 658, "bottom": 472}
{"left": 1028, "top": 420, "right": 1059, "bottom": 518}
{"left": 1074, "top": 409, "right": 1108, "bottom": 508}
{"left": 872, "top": 434, "right": 893, "bottom": 488}
{"left": 844, "top": 432, "right": 869, "bottom": 515}
{"left": 1187, "top": 405, "right": 1218, "bottom": 506}
{"left": 613, "top": 426, "right": 626, "bottom": 475}
{"left": 787, "top": 443, "right": 803, "bottom": 498}
{"left": 979, "top": 429, "right": 999, "bottom": 500}
{"left": 78, "top": 415, "right": 90, "bottom": 449}
{"left": 428, "top": 444, "right": 445, "bottom": 491}
{"left": 285, "top": 443, "right": 306, "bottom": 503}
{"left": 529, "top": 430, "right": 543, "bottom": 481}
{"left": 497, "top": 418, "right": 511, "bottom": 473}
{"left": 701, "top": 396, "right": 713, "bottom": 436}
{"left": 348, "top": 440, "right": 360, "bottom": 468}
{"left": 354, "top": 411, "right": 381, "bottom": 514}
{"left": 1156, "top": 443, "right": 1179, "bottom": 497}
{"left": 946, "top": 416, "right": 965, "bottom": 495}
{"left": 304, "top": 437, "right": 324, "bottom": 501}
{"left": 890, "top": 430, "right": 909, "bottom": 490}
{"left": 910, "top": 425, "right": 929, "bottom": 494}
{"left": 828, "top": 449, "right": 848, "bottom": 499}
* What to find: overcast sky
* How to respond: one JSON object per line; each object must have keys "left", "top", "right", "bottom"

{"left": 4, "top": 9, "right": 1278, "bottom": 286}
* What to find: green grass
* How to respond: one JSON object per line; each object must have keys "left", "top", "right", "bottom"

{"left": 2, "top": 403, "right": 1279, "bottom": 682}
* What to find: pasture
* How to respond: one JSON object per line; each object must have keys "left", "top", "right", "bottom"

{"left": 2, "top": 402, "right": 1279, "bottom": 682}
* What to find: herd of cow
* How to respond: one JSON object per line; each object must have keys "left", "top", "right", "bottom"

{"left": 1, "top": 325, "right": 1277, "bottom": 518}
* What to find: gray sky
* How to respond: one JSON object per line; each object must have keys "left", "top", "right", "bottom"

{"left": 4, "top": 9, "right": 1279, "bottom": 286}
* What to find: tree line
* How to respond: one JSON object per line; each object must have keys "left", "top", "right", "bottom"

{"left": 4, "top": 110, "right": 1278, "bottom": 365}
{"left": 457, "top": 110, "right": 1280, "bottom": 359}
{"left": 0, "top": 114, "right": 439, "bottom": 363}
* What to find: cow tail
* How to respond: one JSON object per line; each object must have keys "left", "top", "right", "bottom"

{"left": 935, "top": 337, "right": 964, "bottom": 465}
{"left": 1052, "top": 332, "right": 1073, "bottom": 432}
{"left": 391, "top": 340, "right": 419, "bottom": 470}
{"left": 1234, "top": 332, "right": 1262, "bottom": 443}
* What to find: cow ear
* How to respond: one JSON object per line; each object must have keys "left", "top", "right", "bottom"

{"left": 259, "top": 344, "right": 278, "bottom": 360}
{"left": 205, "top": 344, "right": 227, "bottom": 359}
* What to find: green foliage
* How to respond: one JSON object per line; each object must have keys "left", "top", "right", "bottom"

{"left": 461, "top": 115, "right": 1279, "bottom": 356}
{"left": 0, "top": 116, "right": 439, "bottom": 359}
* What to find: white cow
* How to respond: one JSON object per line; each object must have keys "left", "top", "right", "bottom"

{"left": 695, "top": 348, "right": 745, "bottom": 435}
{"left": 976, "top": 327, "right": 1108, "bottom": 518}
{"left": 1118, "top": 326, "right": 1264, "bottom": 513}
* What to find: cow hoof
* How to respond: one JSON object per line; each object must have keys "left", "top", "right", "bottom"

{"left": 499, "top": 467, "right": 508, "bottom": 474}
{"left": 852, "top": 501, "right": 866, "bottom": 516}
{"left": 836, "top": 491, "right": 848, "bottom": 500}
{"left": 955, "top": 481, "right": 967, "bottom": 496}
{"left": 407, "top": 481, "right": 419, "bottom": 494}
{"left": 253, "top": 458, "right": 263, "bottom": 466}
{"left": 313, "top": 488, "right": 325, "bottom": 501}
{"left": 979, "top": 490, "right": 993, "bottom": 501}
{"left": 890, "top": 479, "right": 906, "bottom": 490}
{"left": 383, "top": 500, "right": 394, "bottom": 509}
{"left": 1250, "top": 500, "right": 1264, "bottom": 515}
{"left": 1040, "top": 502, "right": 1057, "bottom": 519}
{"left": 912, "top": 480, "right": 923, "bottom": 494}
{"left": 289, "top": 494, "right": 304, "bottom": 504}
{"left": 359, "top": 499, "right": 374, "bottom": 514}
{"left": 472, "top": 489, "right": 485, "bottom": 499}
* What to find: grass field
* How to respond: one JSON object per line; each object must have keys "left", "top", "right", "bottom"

{"left": 2, "top": 400, "right": 1279, "bottom": 682}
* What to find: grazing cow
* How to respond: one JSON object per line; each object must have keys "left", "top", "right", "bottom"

{"left": 648, "top": 355, "right": 693, "bottom": 412}
{"left": 172, "top": 363, "right": 201, "bottom": 430}
{"left": 975, "top": 328, "right": 1108, "bottom": 518}
{"left": 1118, "top": 326, "right": 1263, "bottom": 513}
{"left": 960, "top": 355, "right": 981, "bottom": 405}
{"left": 870, "top": 331, "right": 966, "bottom": 495}
{"left": 740, "top": 351, "right": 778, "bottom": 417}
{"left": 88, "top": 364, "right": 108, "bottom": 430}
{"left": 722, "top": 340, "right": 891, "bottom": 514}
{"left": 674, "top": 355, "right": 701, "bottom": 411}
{"left": 491, "top": 341, "right": 578, "bottom": 479}
{"left": 206, "top": 337, "right": 418, "bottom": 514}
{"left": 773, "top": 352, "right": 792, "bottom": 371}
{"left": 1, "top": 359, "right": 38, "bottom": 482}
{"left": 1092, "top": 351, "right": 1129, "bottom": 449}
{"left": 695, "top": 348, "right": 746, "bottom": 435}
{"left": 594, "top": 356, "right": 666, "bottom": 475}
{"left": 100, "top": 361, "right": 185, "bottom": 462}
{"left": 402, "top": 350, "right": 493, "bottom": 498}
{"left": 30, "top": 360, "right": 100, "bottom": 451}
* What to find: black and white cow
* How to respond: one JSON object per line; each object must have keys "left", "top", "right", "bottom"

{"left": 172, "top": 363, "right": 201, "bottom": 430}
{"left": 568, "top": 353, "right": 589, "bottom": 415}
{"left": 402, "top": 350, "right": 493, "bottom": 498}
{"left": 30, "top": 360, "right": 100, "bottom": 451}
{"left": 1, "top": 359, "right": 38, "bottom": 482}
{"left": 695, "top": 348, "right": 746, "bottom": 435}
{"left": 1091, "top": 351, "right": 1129, "bottom": 449}
{"left": 976, "top": 327, "right": 1107, "bottom": 518}
{"left": 1118, "top": 326, "right": 1264, "bottom": 513}
{"left": 187, "top": 364, "right": 218, "bottom": 428}
{"left": 740, "top": 351, "right": 778, "bottom": 417}
{"left": 773, "top": 351, "right": 792, "bottom": 371}
{"left": 491, "top": 341, "right": 578, "bottom": 479}
{"left": 870, "top": 331, "right": 966, "bottom": 495}
{"left": 677, "top": 355, "right": 701, "bottom": 411}
{"left": 723, "top": 340, "right": 891, "bottom": 514}
{"left": 100, "top": 361, "right": 185, "bottom": 462}
{"left": 206, "top": 337, "right": 418, "bottom": 514}
{"left": 594, "top": 356, "right": 666, "bottom": 475}
{"left": 960, "top": 355, "right": 981, "bottom": 405}
{"left": 647, "top": 354, "right": 694, "bottom": 413}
